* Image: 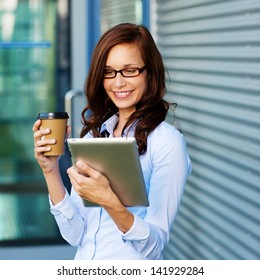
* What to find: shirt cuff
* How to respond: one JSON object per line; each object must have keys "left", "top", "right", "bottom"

{"left": 49, "top": 189, "right": 75, "bottom": 219}
{"left": 122, "top": 215, "right": 150, "bottom": 241}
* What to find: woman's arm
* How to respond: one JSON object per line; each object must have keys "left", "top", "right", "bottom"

{"left": 33, "top": 119, "right": 87, "bottom": 245}
{"left": 33, "top": 119, "right": 66, "bottom": 204}
{"left": 120, "top": 126, "right": 192, "bottom": 259}
{"left": 67, "top": 160, "right": 135, "bottom": 233}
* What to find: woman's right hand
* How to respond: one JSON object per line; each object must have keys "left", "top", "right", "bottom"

{"left": 32, "top": 119, "right": 60, "bottom": 173}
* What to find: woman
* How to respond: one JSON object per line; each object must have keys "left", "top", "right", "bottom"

{"left": 33, "top": 23, "right": 191, "bottom": 260}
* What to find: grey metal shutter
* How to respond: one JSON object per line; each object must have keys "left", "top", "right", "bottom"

{"left": 156, "top": 0, "right": 260, "bottom": 259}
{"left": 100, "top": 0, "right": 142, "bottom": 33}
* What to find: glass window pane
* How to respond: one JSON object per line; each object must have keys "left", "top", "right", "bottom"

{"left": 0, "top": 0, "right": 65, "bottom": 245}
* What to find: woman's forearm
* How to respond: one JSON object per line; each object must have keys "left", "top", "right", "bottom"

{"left": 43, "top": 166, "right": 66, "bottom": 205}
{"left": 104, "top": 201, "right": 134, "bottom": 233}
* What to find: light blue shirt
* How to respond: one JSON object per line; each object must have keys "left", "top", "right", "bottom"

{"left": 50, "top": 115, "right": 192, "bottom": 259}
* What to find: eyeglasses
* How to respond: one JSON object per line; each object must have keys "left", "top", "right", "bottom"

{"left": 103, "top": 66, "right": 146, "bottom": 79}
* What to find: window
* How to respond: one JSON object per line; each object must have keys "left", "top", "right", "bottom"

{"left": 0, "top": 0, "right": 70, "bottom": 245}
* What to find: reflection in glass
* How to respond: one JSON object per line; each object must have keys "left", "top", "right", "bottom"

{"left": 0, "top": 0, "right": 64, "bottom": 245}
{"left": 0, "top": 0, "right": 56, "bottom": 186}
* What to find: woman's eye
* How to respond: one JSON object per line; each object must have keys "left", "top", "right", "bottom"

{"left": 124, "top": 68, "right": 137, "bottom": 74}
{"left": 104, "top": 70, "right": 114, "bottom": 75}
{"left": 105, "top": 70, "right": 113, "bottom": 75}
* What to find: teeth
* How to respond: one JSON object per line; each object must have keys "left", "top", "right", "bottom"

{"left": 115, "top": 91, "right": 131, "bottom": 97}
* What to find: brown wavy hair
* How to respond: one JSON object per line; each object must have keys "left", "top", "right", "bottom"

{"left": 80, "top": 23, "right": 173, "bottom": 155}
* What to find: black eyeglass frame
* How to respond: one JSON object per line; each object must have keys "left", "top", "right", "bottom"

{"left": 103, "top": 65, "right": 147, "bottom": 79}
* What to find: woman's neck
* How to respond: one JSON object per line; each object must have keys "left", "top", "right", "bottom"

{"left": 113, "top": 118, "right": 127, "bottom": 137}
{"left": 113, "top": 110, "right": 134, "bottom": 137}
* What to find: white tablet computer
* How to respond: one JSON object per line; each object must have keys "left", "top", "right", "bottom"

{"left": 67, "top": 137, "right": 149, "bottom": 207}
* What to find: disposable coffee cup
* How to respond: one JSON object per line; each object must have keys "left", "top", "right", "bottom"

{"left": 37, "top": 112, "right": 69, "bottom": 156}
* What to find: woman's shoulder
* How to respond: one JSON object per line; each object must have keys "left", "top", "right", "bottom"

{"left": 147, "top": 121, "right": 190, "bottom": 167}
{"left": 149, "top": 121, "right": 183, "bottom": 141}
{"left": 147, "top": 121, "right": 188, "bottom": 154}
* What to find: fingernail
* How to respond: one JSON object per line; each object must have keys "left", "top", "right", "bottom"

{"left": 76, "top": 160, "right": 83, "bottom": 168}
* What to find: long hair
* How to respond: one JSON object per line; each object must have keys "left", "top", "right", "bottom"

{"left": 80, "top": 23, "right": 173, "bottom": 155}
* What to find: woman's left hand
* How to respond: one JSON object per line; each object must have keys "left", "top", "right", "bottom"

{"left": 67, "top": 160, "right": 118, "bottom": 207}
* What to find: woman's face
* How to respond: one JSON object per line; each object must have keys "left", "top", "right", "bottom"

{"left": 103, "top": 43, "right": 148, "bottom": 117}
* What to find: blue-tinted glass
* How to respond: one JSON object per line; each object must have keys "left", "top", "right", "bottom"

{"left": 0, "top": 0, "right": 64, "bottom": 246}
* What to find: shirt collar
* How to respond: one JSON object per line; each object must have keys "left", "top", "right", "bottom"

{"left": 100, "top": 114, "right": 136, "bottom": 137}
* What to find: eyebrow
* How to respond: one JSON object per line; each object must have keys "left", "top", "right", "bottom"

{"left": 105, "top": 64, "right": 139, "bottom": 68}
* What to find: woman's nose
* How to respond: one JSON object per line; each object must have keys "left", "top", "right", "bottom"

{"left": 114, "top": 73, "right": 127, "bottom": 87}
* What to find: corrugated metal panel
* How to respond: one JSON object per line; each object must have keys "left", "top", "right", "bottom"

{"left": 156, "top": 0, "right": 260, "bottom": 259}
{"left": 100, "top": 0, "right": 142, "bottom": 33}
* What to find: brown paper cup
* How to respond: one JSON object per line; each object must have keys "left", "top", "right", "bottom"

{"left": 38, "top": 112, "right": 69, "bottom": 156}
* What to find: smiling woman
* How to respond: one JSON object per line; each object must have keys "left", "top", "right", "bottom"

{"left": 32, "top": 23, "right": 192, "bottom": 260}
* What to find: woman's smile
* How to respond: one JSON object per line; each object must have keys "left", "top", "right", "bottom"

{"left": 113, "top": 90, "right": 133, "bottom": 98}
